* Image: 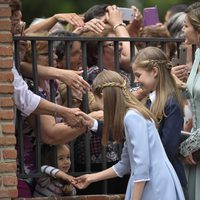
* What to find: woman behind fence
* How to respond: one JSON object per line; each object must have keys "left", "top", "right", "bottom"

{"left": 73, "top": 70, "right": 184, "bottom": 200}
{"left": 172, "top": 2, "right": 200, "bottom": 200}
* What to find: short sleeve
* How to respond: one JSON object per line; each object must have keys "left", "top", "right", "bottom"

{"left": 112, "top": 141, "right": 131, "bottom": 177}
{"left": 124, "top": 111, "right": 150, "bottom": 182}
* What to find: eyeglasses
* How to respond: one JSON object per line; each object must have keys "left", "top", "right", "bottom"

{"left": 103, "top": 42, "right": 123, "bottom": 48}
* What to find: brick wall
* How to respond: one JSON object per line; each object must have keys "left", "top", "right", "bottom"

{"left": 0, "top": 0, "right": 18, "bottom": 199}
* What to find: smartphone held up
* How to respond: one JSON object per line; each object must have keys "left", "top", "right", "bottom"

{"left": 118, "top": 7, "right": 134, "bottom": 22}
{"left": 143, "top": 6, "right": 160, "bottom": 26}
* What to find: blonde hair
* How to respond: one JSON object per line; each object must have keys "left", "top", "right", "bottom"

{"left": 92, "top": 70, "right": 155, "bottom": 145}
{"left": 133, "top": 47, "right": 183, "bottom": 122}
{"left": 24, "top": 32, "right": 49, "bottom": 63}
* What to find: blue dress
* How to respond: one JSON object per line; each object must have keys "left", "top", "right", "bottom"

{"left": 112, "top": 109, "right": 185, "bottom": 200}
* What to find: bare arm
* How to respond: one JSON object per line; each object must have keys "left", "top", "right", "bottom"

{"left": 20, "top": 62, "right": 90, "bottom": 93}
{"left": 132, "top": 181, "right": 145, "bottom": 200}
{"left": 33, "top": 98, "right": 83, "bottom": 128}
{"left": 28, "top": 112, "right": 86, "bottom": 144}
{"left": 73, "top": 167, "right": 117, "bottom": 189}
{"left": 25, "top": 13, "right": 84, "bottom": 34}
{"left": 106, "top": 5, "right": 131, "bottom": 72}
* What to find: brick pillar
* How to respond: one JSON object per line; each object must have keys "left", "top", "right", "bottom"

{"left": 0, "top": 0, "right": 18, "bottom": 199}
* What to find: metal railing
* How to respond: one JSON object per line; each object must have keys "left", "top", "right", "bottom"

{"left": 13, "top": 35, "right": 190, "bottom": 194}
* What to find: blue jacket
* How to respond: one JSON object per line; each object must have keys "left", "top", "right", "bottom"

{"left": 158, "top": 97, "right": 187, "bottom": 187}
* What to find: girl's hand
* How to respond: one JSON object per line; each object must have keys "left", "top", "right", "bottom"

{"left": 75, "top": 111, "right": 95, "bottom": 129}
{"left": 72, "top": 174, "right": 92, "bottom": 189}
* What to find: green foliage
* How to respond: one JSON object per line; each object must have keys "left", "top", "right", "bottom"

{"left": 21, "top": 0, "right": 198, "bottom": 25}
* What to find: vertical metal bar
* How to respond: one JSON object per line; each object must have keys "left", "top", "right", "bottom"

{"left": 14, "top": 40, "right": 21, "bottom": 73}
{"left": 31, "top": 40, "right": 41, "bottom": 173}
{"left": 82, "top": 41, "right": 91, "bottom": 172}
{"left": 97, "top": 41, "right": 104, "bottom": 71}
{"left": 114, "top": 41, "right": 119, "bottom": 71}
{"left": 65, "top": 41, "right": 73, "bottom": 108}
{"left": 48, "top": 40, "right": 55, "bottom": 103}
{"left": 16, "top": 110, "right": 25, "bottom": 174}
{"left": 130, "top": 41, "right": 135, "bottom": 63}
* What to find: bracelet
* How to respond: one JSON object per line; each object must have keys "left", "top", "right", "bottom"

{"left": 113, "top": 22, "right": 126, "bottom": 31}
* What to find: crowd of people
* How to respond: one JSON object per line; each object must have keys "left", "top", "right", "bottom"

{"left": 9, "top": 0, "right": 200, "bottom": 199}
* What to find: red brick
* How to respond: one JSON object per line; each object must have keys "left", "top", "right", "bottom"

{"left": 3, "top": 149, "right": 17, "bottom": 159}
{"left": 0, "top": 72, "right": 14, "bottom": 82}
{"left": 0, "top": 136, "right": 16, "bottom": 145}
{"left": 0, "top": 162, "right": 16, "bottom": 173}
{"left": 0, "top": 188, "right": 18, "bottom": 198}
{"left": 0, "top": 59, "right": 13, "bottom": 69}
{"left": 0, "top": 110, "right": 14, "bottom": 120}
{"left": 0, "top": 46, "right": 13, "bottom": 56}
{"left": 0, "top": 0, "right": 10, "bottom": 4}
{"left": 3, "top": 176, "right": 17, "bottom": 186}
{"left": 0, "top": 32, "right": 12, "bottom": 42}
{"left": 0, "top": 97, "right": 14, "bottom": 107}
{"left": 0, "top": 84, "right": 14, "bottom": 93}
{"left": 0, "top": 20, "right": 11, "bottom": 31}
{"left": 0, "top": 7, "right": 11, "bottom": 17}
{"left": 2, "top": 124, "right": 15, "bottom": 134}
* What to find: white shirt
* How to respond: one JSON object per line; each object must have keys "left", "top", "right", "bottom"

{"left": 12, "top": 65, "right": 41, "bottom": 116}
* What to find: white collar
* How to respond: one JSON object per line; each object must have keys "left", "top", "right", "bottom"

{"left": 149, "top": 91, "right": 156, "bottom": 103}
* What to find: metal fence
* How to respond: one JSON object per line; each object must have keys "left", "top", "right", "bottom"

{"left": 13, "top": 35, "right": 192, "bottom": 194}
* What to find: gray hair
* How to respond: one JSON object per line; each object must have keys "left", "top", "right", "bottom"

{"left": 167, "top": 12, "right": 186, "bottom": 38}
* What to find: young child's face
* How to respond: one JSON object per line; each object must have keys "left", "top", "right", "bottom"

{"left": 132, "top": 63, "right": 158, "bottom": 93}
{"left": 57, "top": 145, "right": 71, "bottom": 173}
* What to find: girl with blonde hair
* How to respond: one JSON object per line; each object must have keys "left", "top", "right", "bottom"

{"left": 73, "top": 70, "right": 184, "bottom": 200}
{"left": 132, "top": 46, "right": 188, "bottom": 198}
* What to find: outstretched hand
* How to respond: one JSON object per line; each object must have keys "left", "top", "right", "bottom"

{"left": 59, "top": 69, "right": 90, "bottom": 94}
{"left": 72, "top": 174, "right": 92, "bottom": 189}
{"left": 75, "top": 110, "right": 95, "bottom": 129}
{"left": 61, "top": 107, "right": 83, "bottom": 128}
{"left": 54, "top": 13, "right": 84, "bottom": 27}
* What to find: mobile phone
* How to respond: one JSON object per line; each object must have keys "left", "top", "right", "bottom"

{"left": 118, "top": 7, "right": 134, "bottom": 22}
{"left": 178, "top": 47, "right": 187, "bottom": 65}
{"left": 172, "top": 47, "right": 187, "bottom": 66}
{"left": 143, "top": 6, "right": 159, "bottom": 26}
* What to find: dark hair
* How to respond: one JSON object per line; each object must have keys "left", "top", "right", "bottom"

{"left": 167, "top": 12, "right": 186, "bottom": 38}
{"left": 10, "top": 0, "right": 22, "bottom": 15}
{"left": 41, "top": 144, "right": 57, "bottom": 167}
{"left": 84, "top": 4, "right": 109, "bottom": 22}
{"left": 168, "top": 4, "right": 187, "bottom": 16}
{"left": 50, "top": 30, "right": 77, "bottom": 61}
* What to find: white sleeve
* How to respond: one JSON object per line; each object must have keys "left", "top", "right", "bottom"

{"left": 41, "top": 165, "right": 60, "bottom": 178}
{"left": 12, "top": 66, "right": 41, "bottom": 116}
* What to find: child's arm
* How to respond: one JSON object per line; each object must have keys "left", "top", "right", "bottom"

{"left": 41, "top": 165, "right": 73, "bottom": 183}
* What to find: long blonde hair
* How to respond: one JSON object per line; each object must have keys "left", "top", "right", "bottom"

{"left": 133, "top": 47, "right": 183, "bottom": 122}
{"left": 92, "top": 70, "right": 155, "bottom": 145}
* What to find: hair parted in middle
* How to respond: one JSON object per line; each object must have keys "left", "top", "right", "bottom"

{"left": 92, "top": 69, "right": 155, "bottom": 145}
